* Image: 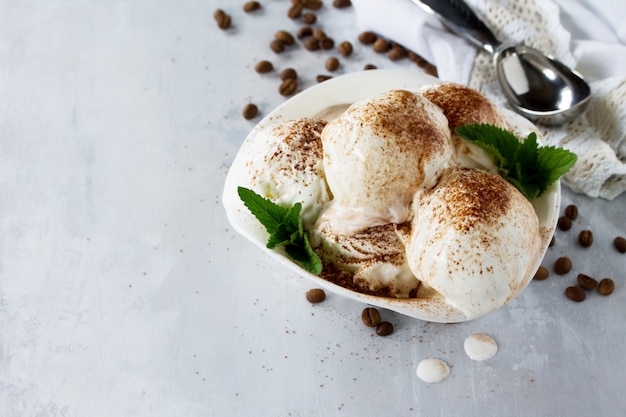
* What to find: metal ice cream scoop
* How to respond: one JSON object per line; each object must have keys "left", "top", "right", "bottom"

{"left": 412, "top": 0, "right": 591, "bottom": 125}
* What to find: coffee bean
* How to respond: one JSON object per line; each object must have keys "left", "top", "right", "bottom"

{"left": 376, "top": 321, "right": 394, "bottom": 336}
{"left": 297, "top": 26, "right": 313, "bottom": 39}
{"left": 254, "top": 60, "right": 274, "bottom": 73}
{"left": 614, "top": 236, "right": 626, "bottom": 253}
{"left": 280, "top": 67, "right": 298, "bottom": 80}
{"left": 533, "top": 266, "right": 549, "bottom": 280}
{"left": 549, "top": 235, "right": 555, "bottom": 247}
{"left": 388, "top": 45, "right": 407, "bottom": 61}
{"left": 373, "top": 38, "right": 390, "bottom": 53}
{"left": 287, "top": 4, "right": 303, "bottom": 19}
{"left": 565, "top": 286, "right": 585, "bottom": 302}
{"left": 302, "top": 0, "right": 323, "bottom": 10}
{"left": 279, "top": 77, "right": 298, "bottom": 95}
{"left": 358, "top": 31, "right": 377, "bottom": 45}
{"left": 303, "top": 38, "right": 320, "bottom": 51}
{"left": 301, "top": 12, "right": 317, "bottom": 24}
{"left": 598, "top": 278, "right": 615, "bottom": 295}
{"left": 312, "top": 28, "right": 327, "bottom": 40}
{"left": 306, "top": 288, "right": 326, "bottom": 303}
{"left": 242, "top": 103, "right": 259, "bottom": 120}
{"left": 408, "top": 50, "right": 428, "bottom": 66}
{"left": 333, "top": 0, "right": 352, "bottom": 8}
{"left": 243, "top": 1, "right": 261, "bottom": 12}
{"left": 577, "top": 273, "right": 598, "bottom": 291}
{"left": 316, "top": 74, "right": 332, "bottom": 83}
{"left": 213, "top": 9, "right": 231, "bottom": 30}
{"left": 325, "top": 56, "right": 339, "bottom": 72}
{"left": 564, "top": 204, "right": 578, "bottom": 220}
{"left": 578, "top": 230, "right": 593, "bottom": 247}
{"left": 275, "top": 30, "right": 295, "bottom": 46}
{"left": 361, "top": 307, "right": 381, "bottom": 327}
{"left": 363, "top": 64, "right": 377, "bottom": 70}
{"left": 557, "top": 215, "right": 572, "bottom": 231}
{"left": 424, "top": 63, "right": 438, "bottom": 77}
{"left": 270, "top": 39, "right": 285, "bottom": 53}
{"left": 338, "top": 41, "right": 353, "bottom": 57}
{"left": 320, "top": 38, "right": 335, "bottom": 50}
{"left": 554, "top": 257, "right": 572, "bottom": 275}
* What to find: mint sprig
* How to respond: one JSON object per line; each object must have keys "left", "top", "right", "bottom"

{"left": 455, "top": 124, "right": 577, "bottom": 200}
{"left": 237, "top": 186, "right": 322, "bottom": 275}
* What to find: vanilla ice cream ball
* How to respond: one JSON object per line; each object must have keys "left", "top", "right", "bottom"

{"left": 317, "top": 89, "right": 452, "bottom": 236}
{"left": 422, "top": 83, "right": 507, "bottom": 172}
{"left": 313, "top": 223, "right": 419, "bottom": 298}
{"left": 245, "top": 118, "right": 330, "bottom": 229}
{"left": 405, "top": 167, "right": 542, "bottom": 320}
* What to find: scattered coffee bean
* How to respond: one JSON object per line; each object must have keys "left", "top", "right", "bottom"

{"left": 280, "top": 67, "right": 298, "bottom": 80}
{"left": 302, "top": 0, "right": 323, "bottom": 10}
{"left": 275, "top": 30, "right": 295, "bottom": 46}
{"left": 242, "top": 103, "right": 258, "bottom": 120}
{"left": 533, "top": 266, "right": 549, "bottom": 280}
{"left": 270, "top": 39, "right": 285, "bottom": 53}
{"left": 303, "top": 37, "right": 320, "bottom": 51}
{"left": 408, "top": 50, "right": 428, "bottom": 66}
{"left": 243, "top": 1, "right": 261, "bottom": 12}
{"left": 554, "top": 256, "right": 572, "bottom": 275}
{"left": 557, "top": 215, "right": 572, "bottom": 231}
{"left": 598, "top": 278, "right": 615, "bottom": 295}
{"left": 577, "top": 273, "right": 598, "bottom": 291}
{"left": 388, "top": 45, "right": 407, "bottom": 61}
{"left": 564, "top": 204, "right": 579, "bottom": 220}
{"left": 316, "top": 74, "right": 332, "bottom": 83}
{"left": 549, "top": 235, "right": 555, "bottom": 247}
{"left": 213, "top": 9, "right": 232, "bottom": 30}
{"left": 306, "top": 288, "right": 326, "bottom": 303}
{"left": 320, "top": 38, "right": 335, "bottom": 50}
{"left": 424, "top": 63, "right": 438, "bottom": 77}
{"left": 376, "top": 321, "right": 394, "bottom": 336}
{"left": 361, "top": 307, "right": 381, "bottom": 327}
{"left": 297, "top": 26, "right": 313, "bottom": 39}
{"left": 287, "top": 4, "right": 303, "bottom": 19}
{"left": 301, "top": 12, "right": 317, "bottom": 24}
{"left": 358, "top": 31, "right": 377, "bottom": 45}
{"left": 578, "top": 230, "right": 593, "bottom": 247}
{"left": 373, "top": 38, "right": 390, "bottom": 53}
{"left": 279, "top": 77, "right": 298, "bottom": 95}
{"left": 312, "top": 28, "right": 327, "bottom": 40}
{"left": 325, "top": 56, "right": 340, "bottom": 71}
{"left": 338, "top": 41, "right": 353, "bottom": 57}
{"left": 565, "top": 286, "right": 586, "bottom": 302}
{"left": 333, "top": 0, "right": 352, "bottom": 8}
{"left": 254, "top": 60, "right": 274, "bottom": 73}
{"left": 363, "top": 64, "right": 377, "bottom": 70}
{"left": 614, "top": 236, "right": 626, "bottom": 253}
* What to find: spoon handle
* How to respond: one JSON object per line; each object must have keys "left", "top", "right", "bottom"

{"left": 411, "top": 0, "right": 502, "bottom": 54}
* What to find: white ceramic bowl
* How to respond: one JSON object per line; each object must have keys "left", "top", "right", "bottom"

{"left": 222, "top": 69, "right": 560, "bottom": 323}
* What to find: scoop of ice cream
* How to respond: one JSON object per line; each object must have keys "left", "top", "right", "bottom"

{"left": 312, "top": 223, "right": 419, "bottom": 298}
{"left": 404, "top": 167, "right": 542, "bottom": 320}
{"left": 317, "top": 89, "right": 452, "bottom": 236}
{"left": 422, "top": 83, "right": 506, "bottom": 172}
{"left": 245, "top": 118, "right": 330, "bottom": 229}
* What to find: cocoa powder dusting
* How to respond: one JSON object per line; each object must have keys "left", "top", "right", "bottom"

{"left": 435, "top": 168, "right": 512, "bottom": 232}
{"left": 423, "top": 84, "right": 503, "bottom": 131}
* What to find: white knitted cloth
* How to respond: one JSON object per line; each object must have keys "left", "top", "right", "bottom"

{"left": 352, "top": 0, "right": 626, "bottom": 199}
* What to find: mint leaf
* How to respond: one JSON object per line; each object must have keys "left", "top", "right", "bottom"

{"left": 455, "top": 124, "right": 577, "bottom": 199}
{"left": 237, "top": 186, "right": 323, "bottom": 275}
{"left": 237, "top": 186, "right": 288, "bottom": 235}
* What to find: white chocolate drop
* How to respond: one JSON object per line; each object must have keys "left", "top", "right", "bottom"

{"left": 416, "top": 358, "right": 450, "bottom": 383}
{"left": 464, "top": 334, "right": 498, "bottom": 361}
